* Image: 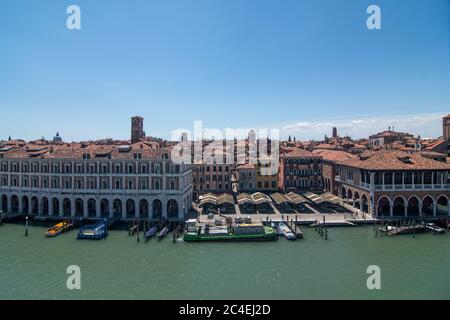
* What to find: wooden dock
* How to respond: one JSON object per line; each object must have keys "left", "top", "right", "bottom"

{"left": 313, "top": 220, "right": 357, "bottom": 227}
{"left": 385, "top": 223, "right": 446, "bottom": 236}
{"left": 385, "top": 225, "right": 427, "bottom": 236}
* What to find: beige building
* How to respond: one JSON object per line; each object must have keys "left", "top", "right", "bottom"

{"left": 237, "top": 163, "right": 256, "bottom": 192}
{"left": 0, "top": 140, "right": 192, "bottom": 221}
{"left": 334, "top": 150, "right": 450, "bottom": 217}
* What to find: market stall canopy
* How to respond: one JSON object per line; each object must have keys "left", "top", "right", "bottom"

{"left": 303, "top": 192, "right": 326, "bottom": 204}
{"left": 237, "top": 193, "right": 254, "bottom": 205}
{"left": 251, "top": 192, "right": 272, "bottom": 205}
{"left": 285, "top": 192, "right": 309, "bottom": 204}
{"left": 198, "top": 193, "right": 218, "bottom": 207}
{"left": 321, "top": 193, "right": 343, "bottom": 204}
{"left": 270, "top": 193, "right": 291, "bottom": 205}
{"left": 218, "top": 193, "right": 234, "bottom": 205}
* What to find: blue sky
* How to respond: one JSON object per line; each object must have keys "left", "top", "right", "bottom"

{"left": 0, "top": 0, "right": 448, "bottom": 141}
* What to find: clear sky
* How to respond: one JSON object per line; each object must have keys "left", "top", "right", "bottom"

{"left": 0, "top": 0, "right": 448, "bottom": 141}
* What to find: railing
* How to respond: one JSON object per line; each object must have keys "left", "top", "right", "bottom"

{"left": 373, "top": 184, "right": 450, "bottom": 191}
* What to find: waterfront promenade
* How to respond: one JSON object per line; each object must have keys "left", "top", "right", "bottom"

{"left": 195, "top": 200, "right": 377, "bottom": 226}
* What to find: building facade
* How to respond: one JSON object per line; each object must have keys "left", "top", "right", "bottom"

{"left": 237, "top": 163, "right": 257, "bottom": 192}
{"left": 369, "top": 130, "right": 413, "bottom": 148}
{"left": 278, "top": 149, "right": 323, "bottom": 192}
{"left": 334, "top": 150, "right": 450, "bottom": 217}
{"left": 0, "top": 143, "right": 192, "bottom": 221}
{"left": 192, "top": 163, "right": 233, "bottom": 200}
{"left": 312, "top": 149, "right": 356, "bottom": 195}
{"left": 255, "top": 158, "right": 279, "bottom": 193}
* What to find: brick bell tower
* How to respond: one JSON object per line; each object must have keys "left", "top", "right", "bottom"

{"left": 443, "top": 114, "right": 450, "bottom": 141}
{"left": 131, "top": 116, "right": 144, "bottom": 143}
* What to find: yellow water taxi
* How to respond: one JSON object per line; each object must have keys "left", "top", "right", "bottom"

{"left": 45, "top": 221, "right": 73, "bottom": 237}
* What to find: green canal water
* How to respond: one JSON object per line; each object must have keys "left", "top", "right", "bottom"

{"left": 0, "top": 223, "right": 449, "bottom": 300}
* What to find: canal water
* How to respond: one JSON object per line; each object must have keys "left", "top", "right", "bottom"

{"left": 0, "top": 223, "right": 449, "bottom": 300}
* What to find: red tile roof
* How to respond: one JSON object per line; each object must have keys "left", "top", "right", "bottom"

{"left": 0, "top": 141, "right": 172, "bottom": 160}
{"left": 312, "top": 149, "right": 357, "bottom": 162}
{"left": 336, "top": 150, "right": 450, "bottom": 170}
{"left": 281, "top": 148, "right": 320, "bottom": 158}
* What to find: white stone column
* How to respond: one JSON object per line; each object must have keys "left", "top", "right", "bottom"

{"left": 135, "top": 198, "right": 139, "bottom": 219}
{"left": 96, "top": 199, "right": 101, "bottom": 218}
{"left": 389, "top": 202, "right": 393, "bottom": 217}
{"left": 37, "top": 198, "right": 43, "bottom": 216}
{"left": 49, "top": 199, "right": 53, "bottom": 216}
{"left": 71, "top": 199, "right": 76, "bottom": 217}
{"left": 121, "top": 198, "right": 126, "bottom": 219}
{"left": 108, "top": 199, "right": 113, "bottom": 218}
{"left": 59, "top": 199, "right": 64, "bottom": 217}
{"left": 83, "top": 199, "right": 88, "bottom": 218}
{"left": 402, "top": 172, "right": 405, "bottom": 189}
{"left": 162, "top": 198, "right": 167, "bottom": 219}
{"left": 18, "top": 197, "right": 23, "bottom": 214}
{"left": 422, "top": 172, "right": 425, "bottom": 189}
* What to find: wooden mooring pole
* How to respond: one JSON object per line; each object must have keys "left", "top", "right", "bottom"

{"left": 25, "top": 216, "right": 29, "bottom": 237}
{"left": 137, "top": 220, "right": 140, "bottom": 243}
{"left": 323, "top": 216, "right": 328, "bottom": 240}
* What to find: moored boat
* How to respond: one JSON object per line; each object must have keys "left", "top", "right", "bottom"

{"left": 145, "top": 226, "right": 158, "bottom": 239}
{"left": 425, "top": 223, "right": 446, "bottom": 234}
{"left": 46, "top": 221, "right": 73, "bottom": 237}
{"left": 158, "top": 226, "right": 170, "bottom": 240}
{"left": 183, "top": 222, "right": 277, "bottom": 242}
{"left": 77, "top": 219, "right": 108, "bottom": 240}
{"left": 277, "top": 222, "right": 296, "bottom": 241}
